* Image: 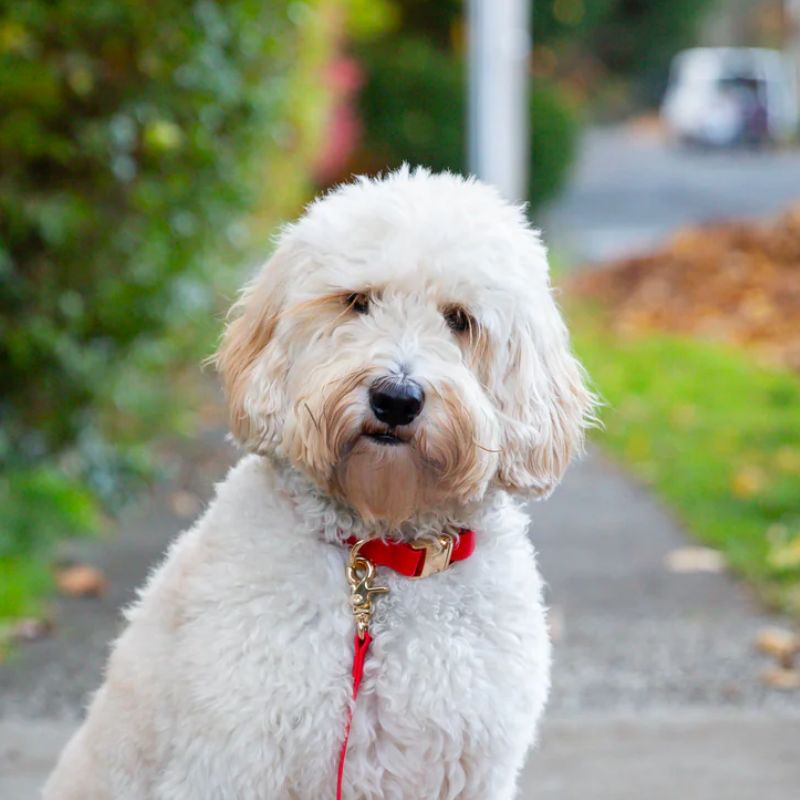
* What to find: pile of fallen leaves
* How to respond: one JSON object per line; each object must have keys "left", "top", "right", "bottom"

{"left": 568, "top": 206, "right": 800, "bottom": 371}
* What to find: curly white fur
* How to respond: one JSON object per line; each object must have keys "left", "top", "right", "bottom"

{"left": 45, "top": 168, "right": 594, "bottom": 800}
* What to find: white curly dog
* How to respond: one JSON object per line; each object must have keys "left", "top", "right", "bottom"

{"left": 45, "top": 168, "right": 594, "bottom": 800}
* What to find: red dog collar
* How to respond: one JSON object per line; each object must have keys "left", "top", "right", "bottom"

{"left": 344, "top": 529, "right": 476, "bottom": 579}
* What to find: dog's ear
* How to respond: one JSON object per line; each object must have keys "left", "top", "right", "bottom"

{"left": 493, "top": 280, "right": 595, "bottom": 498}
{"left": 214, "top": 245, "right": 292, "bottom": 450}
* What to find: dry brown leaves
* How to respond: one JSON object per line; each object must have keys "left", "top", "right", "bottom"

{"left": 756, "top": 626, "right": 800, "bottom": 689}
{"left": 55, "top": 564, "right": 108, "bottom": 597}
{"left": 756, "top": 627, "right": 800, "bottom": 667}
{"left": 568, "top": 205, "right": 800, "bottom": 371}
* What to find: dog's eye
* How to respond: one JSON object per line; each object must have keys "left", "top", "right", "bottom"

{"left": 345, "top": 293, "right": 370, "bottom": 314}
{"left": 443, "top": 305, "right": 472, "bottom": 334}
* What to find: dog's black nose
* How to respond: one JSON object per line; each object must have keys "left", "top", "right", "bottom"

{"left": 369, "top": 380, "right": 425, "bottom": 427}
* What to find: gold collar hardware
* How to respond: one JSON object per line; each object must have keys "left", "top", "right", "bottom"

{"left": 409, "top": 533, "right": 455, "bottom": 579}
{"left": 347, "top": 539, "right": 389, "bottom": 640}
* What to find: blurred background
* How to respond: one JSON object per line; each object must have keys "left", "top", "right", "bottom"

{"left": 1, "top": 1, "right": 800, "bottom": 797}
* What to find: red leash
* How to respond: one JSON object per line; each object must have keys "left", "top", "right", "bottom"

{"left": 335, "top": 632, "right": 372, "bottom": 800}
{"left": 335, "top": 530, "right": 476, "bottom": 799}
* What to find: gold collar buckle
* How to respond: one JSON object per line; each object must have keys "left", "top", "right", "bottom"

{"left": 410, "top": 533, "right": 455, "bottom": 579}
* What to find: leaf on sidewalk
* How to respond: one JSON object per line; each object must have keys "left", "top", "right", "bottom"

{"left": 664, "top": 546, "right": 725, "bottom": 574}
{"left": 55, "top": 564, "right": 107, "bottom": 597}
{"left": 10, "top": 617, "right": 53, "bottom": 642}
{"left": 755, "top": 627, "right": 800, "bottom": 668}
{"left": 761, "top": 667, "right": 800, "bottom": 691}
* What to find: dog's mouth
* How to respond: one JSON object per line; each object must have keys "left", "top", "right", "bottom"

{"left": 361, "top": 424, "right": 412, "bottom": 447}
{"left": 366, "top": 431, "right": 403, "bottom": 446}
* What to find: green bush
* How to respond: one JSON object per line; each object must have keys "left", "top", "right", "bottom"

{"left": 0, "top": 0, "right": 352, "bottom": 618}
{"left": 529, "top": 81, "right": 579, "bottom": 210}
{"left": 355, "top": 37, "right": 578, "bottom": 210}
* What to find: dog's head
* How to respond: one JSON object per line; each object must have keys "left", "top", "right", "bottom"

{"left": 215, "top": 169, "right": 595, "bottom": 525}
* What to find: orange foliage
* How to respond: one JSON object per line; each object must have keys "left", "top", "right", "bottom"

{"left": 569, "top": 206, "right": 800, "bottom": 370}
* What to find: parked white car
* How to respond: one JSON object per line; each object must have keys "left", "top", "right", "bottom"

{"left": 661, "top": 47, "right": 799, "bottom": 146}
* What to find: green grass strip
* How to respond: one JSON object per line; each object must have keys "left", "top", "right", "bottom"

{"left": 570, "top": 303, "right": 800, "bottom": 615}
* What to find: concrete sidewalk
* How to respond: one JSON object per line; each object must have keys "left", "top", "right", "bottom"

{"left": 4, "top": 712, "right": 797, "bottom": 800}
{"left": 520, "top": 454, "right": 800, "bottom": 799}
{"left": 521, "top": 712, "right": 800, "bottom": 800}
{"left": 534, "top": 455, "right": 798, "bottom": 715}
{"left": 1, "top": 719, "right": 72, "bottom": 800}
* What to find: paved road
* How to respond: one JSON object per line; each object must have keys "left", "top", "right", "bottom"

{"left": 543, "top": 125, "right": 800, "bottom": 264}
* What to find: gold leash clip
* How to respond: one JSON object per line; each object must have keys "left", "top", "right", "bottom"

{"left": 347, "top": 540, "right": 389, "bottom": 639}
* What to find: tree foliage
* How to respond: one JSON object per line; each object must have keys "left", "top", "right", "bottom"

{"left": 534, "top": 0, "right": 716, "bottom": 101}
{"left": 0, "top": 0, "right": 351, "bottom": 616}
{"left": 375, "top": 1, "right": 717, "bottom": 102}
{"left": 357, "top": 37, "right": 578, "bottom": 210}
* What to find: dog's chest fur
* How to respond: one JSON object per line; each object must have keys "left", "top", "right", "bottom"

{"left": 100, "top": 456, "right": 550, "bottom": 799}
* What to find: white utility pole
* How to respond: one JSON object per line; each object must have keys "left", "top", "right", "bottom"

{"left": 788, "top": 2, "right": 800, "bottom": 93}
{"left": 784, "top": 0, "right": 800, "bottom": 138}
{"left": 467, "top": 0, "right": 531, "bottom": 203}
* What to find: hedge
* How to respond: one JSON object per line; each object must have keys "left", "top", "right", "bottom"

{"left": 0, "top": 0, "right": 358, "bottom": 619}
